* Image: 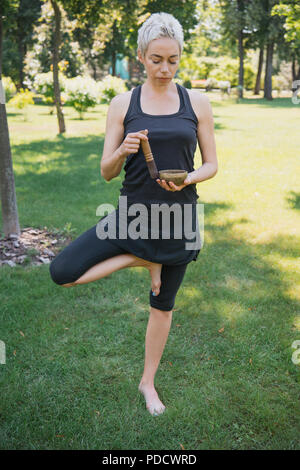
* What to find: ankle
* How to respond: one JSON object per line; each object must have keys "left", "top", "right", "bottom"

{"left": 139, "top": 379, "right": 155, "bottom": 388}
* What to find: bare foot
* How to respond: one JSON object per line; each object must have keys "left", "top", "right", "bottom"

{"left": 130, "top": 256, "right": 162, "bottom": 296}
{"left": 138, "top": 382, "right": 166, "bottom": 416}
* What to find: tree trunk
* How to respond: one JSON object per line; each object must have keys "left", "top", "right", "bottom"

{"left": 254, "top": 46, "right": 264, "bottom": 95}
{"left": 264, "top": 41, "right": 274, "bottom": 100}
{"left": 291, "top": 54, "right": 300, "bottom": 96}
{"left": 238, "top": 28, "right": 244, "bottom": 99}
{"left": 50, "top": 0, "right": 65, "bottom": 134}
{"left": 0, "top": 14, "right": 21, "bottom": 238}
{"left": 17, "top": 39, "right": 25, "bottom": 90}
{"left": 112, "top": 50, "right": 116, "bottom": 76}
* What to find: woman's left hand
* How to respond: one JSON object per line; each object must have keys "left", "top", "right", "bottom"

{"left": 156, "top": 174, "right": 192, "bottom": 192}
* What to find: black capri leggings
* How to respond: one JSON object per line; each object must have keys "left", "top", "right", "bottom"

{"left": 49, "top": 223, "right": 188, "bottom": 312}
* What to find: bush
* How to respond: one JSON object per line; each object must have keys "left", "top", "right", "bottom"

{"left": 8, "top": 89, "right": 34, "bottom": 120}
{"left": 182, "top": 79, "right": 192, "bottom": 89}
{"left": 177, "top": 54, "right": 201, "bottom": 83}
{"left": 64, "top": 76, "right": 99, "bottom": 119}
{"left": 33, "top": 71, "right": 66, "bottom": 107}
{"left": 243, "top": 64, "right": 256, "bottom": 90}
{"left": 272, "top": 74, "right": 290, "bottom": 93}
{"left": 2, "top": 76, "right": 17, "bottom": 102}
{"left": 98, "top": 75, "right": 127, "bottom": 104}
{"left": 8, "top": 88, "right": 34, "bottom": 109}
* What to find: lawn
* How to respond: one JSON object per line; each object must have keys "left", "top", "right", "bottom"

{"left": 0, "top": 93, "right": 299, "bottom": 450}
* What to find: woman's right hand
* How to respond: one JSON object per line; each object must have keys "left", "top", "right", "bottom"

{"left": 119, "top": 129, "right": 148, "bottom": 158}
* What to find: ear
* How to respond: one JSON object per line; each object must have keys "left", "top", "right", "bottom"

{"left": 137, "top": 49, "right": 143, "bottom": 63}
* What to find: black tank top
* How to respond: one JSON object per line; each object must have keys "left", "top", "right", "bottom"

{"left": 119, "top": 82, "right": 200, "bottom": 205}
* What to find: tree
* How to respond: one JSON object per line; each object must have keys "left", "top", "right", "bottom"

{"left": 0, "top": 1, "right": 21, "bottom": 238}
{"left": 50, "top": 0, "right": 65, "bottom": 134}
{"left": 218, "top": 0, "right": 251, "bottom": 98}
{"left": 272, "top": 0, "right": 300, "bottom": 81}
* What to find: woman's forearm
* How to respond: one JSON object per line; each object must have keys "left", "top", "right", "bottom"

{"left": 187, "top": 162, "right": 218, "bottom": 185}
{"left": 101, "top": 146, "right": 127, "bottom": 182}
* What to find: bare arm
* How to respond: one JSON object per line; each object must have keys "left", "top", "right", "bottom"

{"left": 100, "top": 95, "right": 127, "bottom": 181}
{"left": 188, "top": 92, "right": 218, "bottom": 185}
{"left": 100, "top": 94, "right": 149, "bottom": 182}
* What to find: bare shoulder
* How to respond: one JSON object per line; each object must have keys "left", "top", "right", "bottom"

{"left": 109, "top": 89, "right": 134, "bottom": 123}
{"left": 186, "top": 88, "right": 211, "bottom": 122}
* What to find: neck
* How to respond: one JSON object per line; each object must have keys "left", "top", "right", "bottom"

{"left": 142, "top": 79, "right": 176, "bottom": 95}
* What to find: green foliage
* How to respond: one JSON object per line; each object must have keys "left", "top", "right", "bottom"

{"left": 33, "top": 71, "right": 67, "bottom": 106}
{"left": 243, "top": 64, "right": 256, "bottom": 90}
{"left": 98, "top": 75, "right": 127, "bottom": 104}
{"left": 272, "top": 2, "right": 300, "bottom": 47}
{"left": 177, "top": 54, "right": 201, "bottom": 83}
{"left": 272, "top": 74, "right": 290, "bottom": 93}
{"left": 64, "top": 76, "right": 99, "bottom": 119}
{"left": 2, "top": 76, "right": 17, "bottom": 102}
{"left": 8, "top": 88, "right": 34, "bottom": 109}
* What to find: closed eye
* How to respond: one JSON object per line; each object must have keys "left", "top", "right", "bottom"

{"left": 153, "top": 61, "right": 177, "bottom": 65}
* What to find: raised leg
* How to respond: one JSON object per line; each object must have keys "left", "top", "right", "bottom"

{"left": 62, "top": 253, "right": 162, "bottom": 296}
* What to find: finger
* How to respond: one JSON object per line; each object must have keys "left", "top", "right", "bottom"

{"left": 162, "top": 180, "right": 173, "bottom": 191}
{"left": 169, "top": 181, "right": 178, "bottom": 190}
{"left": 137, "top": 133, "right": 148, "bottom": 140}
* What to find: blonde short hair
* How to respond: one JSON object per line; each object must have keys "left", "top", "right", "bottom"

{"left": 137, "top": 12, "right": 184, "bottom": 58}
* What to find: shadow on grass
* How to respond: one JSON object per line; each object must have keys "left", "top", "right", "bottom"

{"left": 286, "top": 191, "right": 300, "bottom": 211}
{"left": 237, "top": 97, "right": 296, "bottom": 108}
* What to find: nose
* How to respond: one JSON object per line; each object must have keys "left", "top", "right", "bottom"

{"left": 160, "top": 62, "right": 169, "bottom": 73}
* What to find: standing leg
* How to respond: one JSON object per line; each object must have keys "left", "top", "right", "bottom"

{"left": 138, "top": 263, "right": 188, "bottom": 416}
{"left": 138, "top": 306, "right": 173, "bottom": 416}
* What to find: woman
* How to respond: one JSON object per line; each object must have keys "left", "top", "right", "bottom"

{"left": 49, "top": 12, "right": 218, "bottom": 417}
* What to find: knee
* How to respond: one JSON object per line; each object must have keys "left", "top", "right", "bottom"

{"left": 150, "top": 290, "right": 175, "bottom": 312}
{"left": 150, "top": 306, "right": 173, "bottom": 315}
{"left": 49, "top": 255, "right": 77, "bottom": 286}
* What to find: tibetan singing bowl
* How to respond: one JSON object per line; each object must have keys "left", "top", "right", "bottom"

{"left": 159, "top": 169, "right": 188, "bottom": 186}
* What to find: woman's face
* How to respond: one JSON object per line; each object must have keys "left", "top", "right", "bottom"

{"left": 138, "top": 37, "right": 180, "bottom": 84}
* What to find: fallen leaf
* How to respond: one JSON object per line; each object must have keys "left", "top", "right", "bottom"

{"left": 168, "top": 361, "right": 172, "bottom": 366}
{"left": 180, "top": 443, "right": 185, "bottom": 450}
{"left": 249, "top": 358, "right": 252, "bottom": 365}
{"left": 56, "top": 435, "right": 64, "bottom": 438}
{"left": 176, "top": 324, "right": 181, "bottom": 327}
{"left": 218, "top": 327, "right": 224, "bottom": 333}
{"left": 13, "top": 350, "right": 16, "bottom": 356}
{"left": 19, "top": 331, "right": 25, "bottom": 337}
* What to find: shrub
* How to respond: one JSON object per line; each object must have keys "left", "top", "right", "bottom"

{"left": 8, "top": 89, "right": 34, "bottom": 120}
{"left": 98, "top": 75, "right": 127, "bottom": 104}
{"left": 64, "top": 76, "right": 99, "bottom": 119}
{"left": 8, "top": 88, "right": 34, "bottom": 109}
{"left": 33, "top": 71, "right": 66, "bottom": 107}
{"left": 272, "top": 74, "right": 290, "bottom": 94}
{"left": 2, "top": 76, "right": 17, "bottom": 102}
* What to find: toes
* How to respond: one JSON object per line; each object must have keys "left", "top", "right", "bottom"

{"left": 151, "top": 284, "right": 160, "bottom": 295}
{"left": 152, "top": 281, "right": 161, "bottom": 296}
{"left": 147, "top": 405, "right": 165, "bottom": 416}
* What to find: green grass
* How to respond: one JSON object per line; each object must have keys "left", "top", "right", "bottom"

{"left": 0, "top": 94, "right": 300, "bottom": 450}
